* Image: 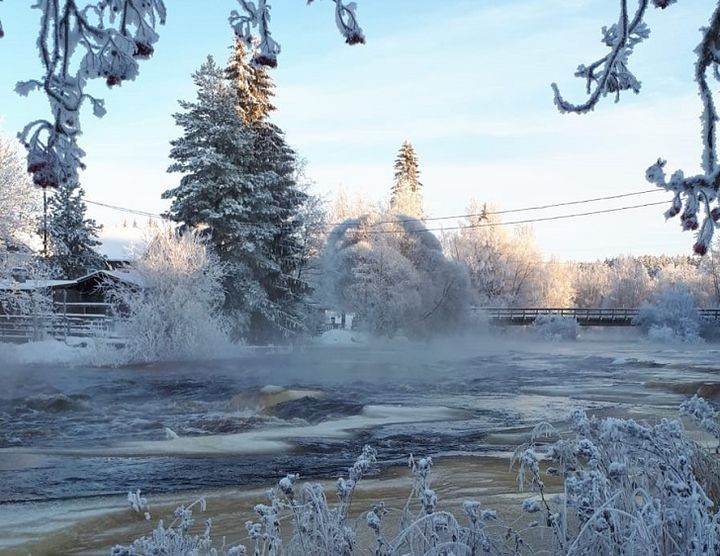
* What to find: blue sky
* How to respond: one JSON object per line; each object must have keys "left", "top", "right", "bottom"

{"left": 0, "top": 0, "right": 713, "bottom": 259}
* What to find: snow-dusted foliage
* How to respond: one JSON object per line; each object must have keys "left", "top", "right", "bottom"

{"left": 322, "top": 213, "right": 471, "bottom": 338}
{"left": 10, "top": 1, "right": 362, "bottom": 194}
{"left": 554, "top": 1, "right": 720, "bottom": 254}
{"left": 0, "top": 136, "right": 41, "bottom": 249}
{"left": 514, "top": 408, "right": 720, "bottom": 555}
{"left": 602, "top": 256, "right": 652, "bottom": 308}
{"left": 572, "top": 262, "right": 611, "bottom": 308}
{"left": 443, "top": 201, "right": 547, "bottom": 307}
{"left": 163, "top": 53, "right": 308, "bottom": 343}
{"left": 16, "top": 0, "right": 166, "bottom": 193}
{"left": 110, "top": 497, "right": 243, "bottom": 556}
{"left": 389, "top": 141, "right": 424, "bottom": 220}
{"left": 0, "top": 258, "right": 57, "bottom": 340}
{"left": 46, "top": 181, "right": 105, "bottom": 278}
{"left": 103, "top": 230, "right": 231, "bottom": 364}
{"left": 230, "top": 0, "right": 364, "bottom": 68}
{"left": 681, "top": 395, "right": 720, "bottom": 448}
{"left": 533, "top": 314, "right": 580, "bottom": 341}
{"left": 635, "top": 283, "right": 703, "bottom": 343}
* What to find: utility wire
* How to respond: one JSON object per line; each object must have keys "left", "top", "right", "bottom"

{"left": 350, "top": 201, "right": 669, "bottom": 235}
{"left": 85, "top": 199, "right": 166, "bottom": 220}
{"left": 85, "top": 188, "right": 666, "bottom": 229}
{"left": 355, "top": 189, "right": 665, "bottom": 228}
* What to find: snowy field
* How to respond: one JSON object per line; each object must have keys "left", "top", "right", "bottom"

{"left": 0, "top": 328, "right": 717, "bottom": 553}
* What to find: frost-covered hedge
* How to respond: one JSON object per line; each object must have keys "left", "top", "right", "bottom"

{"left": 533, "top": 314, "right": 579, "bottom": 341}
{"left": 634, "top": 284, "right": 703, "bottom": 343}
{"left": 112, "top": 399, "right": 720, "bottom": 555}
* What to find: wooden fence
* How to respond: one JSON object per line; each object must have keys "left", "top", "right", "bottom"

{"left": 0, "top": 302, "right": 118, "bottom": 343}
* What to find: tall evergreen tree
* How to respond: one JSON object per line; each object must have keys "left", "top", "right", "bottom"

{"left": 163, "top": 53, "right": 308, "bottom": 343}
{"left": 226, "top": 38, "right": 276, "bottom": 125}
{"left": 390, "top": 141, "right": 424, "bottom": 219}
{"left": 46, "top": 181, "right": 105, "bottom": 278}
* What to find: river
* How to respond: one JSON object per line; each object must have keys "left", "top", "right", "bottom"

{"left": 0, "top": 330, "right": 717, "bottom": 554}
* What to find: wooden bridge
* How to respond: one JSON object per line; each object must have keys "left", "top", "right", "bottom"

{"left": 483, "top": 307, "right": 720, "bottom": 327}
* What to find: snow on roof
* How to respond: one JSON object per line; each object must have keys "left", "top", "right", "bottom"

{"left": 74, "top": 269, "right": 146, "bottom": 288}
{"left": 0, "top": 279, "right": 75, "bottom": 290}
{"left": 97, "top": 224, "right": 150, "bottom": 261}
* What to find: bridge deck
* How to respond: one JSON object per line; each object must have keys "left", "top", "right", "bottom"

{"left": 482, "top": 308, "right": 720, "bottom": 326}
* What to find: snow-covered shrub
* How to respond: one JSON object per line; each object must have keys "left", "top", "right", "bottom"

{"left": 321, "top": 214, "right": 472, "bottom": 338}
{"left": 110, "top": 497, "right": 247, "bottom": 556}
{"left": 635, "top": 284, "right": 702, "bottom": 343}
{"left": 515, "top": 410, "right": 720, "bottom": 555}
{"left": 533, "top": 314, "right": 579, "bottom": 341}
{"left": 0, "top": 258, "right": 57, "bottom": 341}
{"left": 128, "top": 489, "right": 151, "bottom": 521}
{"left": 102, "top": 231, "right": 231, "bottom": 364}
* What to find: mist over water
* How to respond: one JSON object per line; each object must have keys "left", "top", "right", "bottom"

{"left": 1, "top": 331, "right": 714, "bottom": 510}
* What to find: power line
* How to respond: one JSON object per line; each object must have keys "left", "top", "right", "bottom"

{"left": 85, "top": 199, "right": 166, "bottom": 220}
{"left": 84, "top": 189, "right": 668, "bottom": 232}
{"left": 351, "top": 201, "right": 669, "bottom": 235}
{"left": 350, "top": 189, "right": 664, "bottom": 228}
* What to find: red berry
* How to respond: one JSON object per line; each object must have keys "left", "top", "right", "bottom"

{"left": 345, "top": 32, "right": 365, "bottom": 45}
{"left": 106, "top": 75, "right": 122, "bottom": 87}
{"left": 682, "top": 215, "right": 699, "bottom": 230}
{"left": 711, "top": 208, "right": 720, "bottom": 222}
{"left": 133, "top": 41, "right": 154, "bottom": 59}
{"left": 27, "top": 160, "right": 48, "bottom": 174}
{"left": 694, "top": 242, "right": 708, "bottom": 256}
{"left": 252, "top": 54, "right": 277, "bottom": 68}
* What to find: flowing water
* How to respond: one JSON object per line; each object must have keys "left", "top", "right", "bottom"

{"left": 1, "top": 331, "right": 719, "bottom": 553}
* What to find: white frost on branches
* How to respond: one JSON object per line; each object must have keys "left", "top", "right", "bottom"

{"left": 10, "top": 1, "right": 362, "bottom": 198}
{"left": 553, "top": 1, "right": 720, "bottom": 254}
{"left": 103, "top": 230, "right": 231, "bottom": 364}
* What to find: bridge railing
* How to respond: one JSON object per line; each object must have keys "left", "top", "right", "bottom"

{"left": 480, "top": 307, "right": 720, "bottom": 325}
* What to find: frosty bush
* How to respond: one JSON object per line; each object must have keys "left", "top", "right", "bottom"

{"left": 102, "top": 230, "right": 231, "bottom": 364}
{"left": 321, "top": 214, "right": 472, "bottom": 339}
{"left": 533, "top": 314, "right": 579, "bottom": 341}
{"left": 514, "top": 409, "right": 720, "bottom": 555}
{"left": 0, "top": 258, "right": 57, "bottom": 341}
{"left": 634, "top": 284, "right": 703, "bottom": 343}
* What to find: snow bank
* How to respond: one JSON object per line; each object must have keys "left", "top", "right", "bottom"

{"left": 1, "top": 339, "right": 86, "bottom": 365}
{"left": 315, "top": 329, "right": 368, "bottom": 345}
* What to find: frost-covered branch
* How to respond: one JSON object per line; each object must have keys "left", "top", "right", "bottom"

{"left": 551, "top": 0, "right": 652, "bottom": 113}
{"left": 553, "top": 1, "right": 720, "bottom": 255}
{"left": 11, "top": 1, "right": 362, "bottom": 201}
{"left": 16, "top": 0, "right": 166, "bottom": 191}
{"left": 230, "top": 0, "right": 364, "bottom": 67}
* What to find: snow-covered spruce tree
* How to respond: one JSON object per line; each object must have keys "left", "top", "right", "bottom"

{"left": 102, "top": 230, "right": 230, "bottom": 365}
{"left": 227, "top": 39, "right": 310, "bottom": 341}
{"left": 46, "top": 181, "right": 105, "bottom": 278}
{"left": 389, "top": 141, "right": 424, "bottom": 220}
{"left": 163, "top": 54, "right": 308, "bottom": 343}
